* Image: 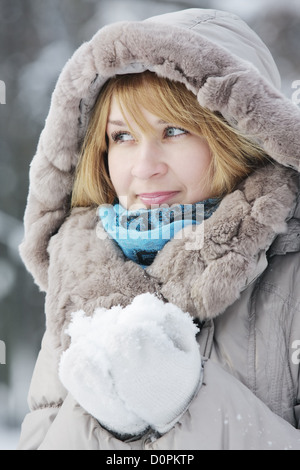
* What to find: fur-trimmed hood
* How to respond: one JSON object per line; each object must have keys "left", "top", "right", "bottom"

{"left": 19, "top": 8, "right": 300, "bottom": 292}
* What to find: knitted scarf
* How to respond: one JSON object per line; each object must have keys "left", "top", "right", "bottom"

{"left": 99, "top": 199, "right": 220, "bottom": 267}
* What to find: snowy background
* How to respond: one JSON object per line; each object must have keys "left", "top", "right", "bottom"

{"left": 0, "top": 0, "right": 300, "bottom": 450}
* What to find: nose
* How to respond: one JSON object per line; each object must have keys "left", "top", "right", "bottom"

{"left": 131, "top": 140, "right": 168, "bottom": 180}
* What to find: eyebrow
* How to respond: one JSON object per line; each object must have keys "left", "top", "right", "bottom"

{"left": 107, "top": 119, "right": 127, "bottom": 126}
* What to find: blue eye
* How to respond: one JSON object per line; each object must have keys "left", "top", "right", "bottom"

{"left": 111, "top": 131, "right": 134, "bottom": 143}
{"left": 165, "top": 127, "right": 187, "bottom": 138}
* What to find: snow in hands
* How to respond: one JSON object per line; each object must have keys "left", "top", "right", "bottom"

{"left": 59, "top": 293, "right": 202, "bottom": 437}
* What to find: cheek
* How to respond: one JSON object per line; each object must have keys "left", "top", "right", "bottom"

{"left": 108, "top": 154, "right": 130, "bottom": 194}
{"left": 108, "top": 153, "right": 120, "bottom": 183}
{"left": 179, "top": 144, "right": 213, "bottom": 201}
{"left": 108, "top": 156, "right": 117, "bottom": 187}
{"left": 179, "top": 148, "right": 212, "bottom": 184}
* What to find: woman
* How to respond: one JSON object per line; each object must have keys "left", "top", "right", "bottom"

{"left": 18, "top": 9, "right": 300, "bottom": 450}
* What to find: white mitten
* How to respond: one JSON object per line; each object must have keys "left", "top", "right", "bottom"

{"left": 59, "top": 293, "right": 202, "bottom": 436}
{"left": 58, "top": 311, "right": 148, "bottom": 436}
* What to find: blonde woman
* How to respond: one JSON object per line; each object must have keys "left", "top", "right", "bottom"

{"left": 19, "top": 9, "right": 300, "bottom": 450}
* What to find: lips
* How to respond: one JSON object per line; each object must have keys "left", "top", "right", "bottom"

{"left": 138, "top": 191, "right": 180, "bottom": 206}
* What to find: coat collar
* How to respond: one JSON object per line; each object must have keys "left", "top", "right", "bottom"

{"left": 146, "top": 164, "right": 299, "bottom": 320}
{"left": 45, "top": 163, "right": 299, "bottom": 350}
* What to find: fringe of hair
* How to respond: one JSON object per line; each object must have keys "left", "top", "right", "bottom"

{"left": 71, "top": 71, "right": 268, "bottom": 208}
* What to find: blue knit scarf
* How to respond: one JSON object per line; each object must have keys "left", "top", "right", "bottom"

{"left": 99, "top": 199, "right": 220, "bottom": 267}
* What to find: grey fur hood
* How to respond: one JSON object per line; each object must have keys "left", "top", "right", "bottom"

{"left": 20, "top": 8, "right": 300, "bottom": 292}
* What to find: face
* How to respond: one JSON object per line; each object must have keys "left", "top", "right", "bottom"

{"left": 106, "top": 96, "right": 214, "bottom": 210}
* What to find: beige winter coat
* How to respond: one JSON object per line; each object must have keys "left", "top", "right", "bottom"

{"left": 18, "top": 9, "right": 300, "bottom": 450}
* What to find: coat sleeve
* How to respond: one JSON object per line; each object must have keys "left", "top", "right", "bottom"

{"left": 17, "top": 331, "right": 67, "bottom": 450}
{"left": 17, "top": 330, "right": 130, "bottom": 450}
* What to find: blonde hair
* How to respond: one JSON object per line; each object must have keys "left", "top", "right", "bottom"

{"left": 71, "top": 71, "right": 268, "bottom": 207}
